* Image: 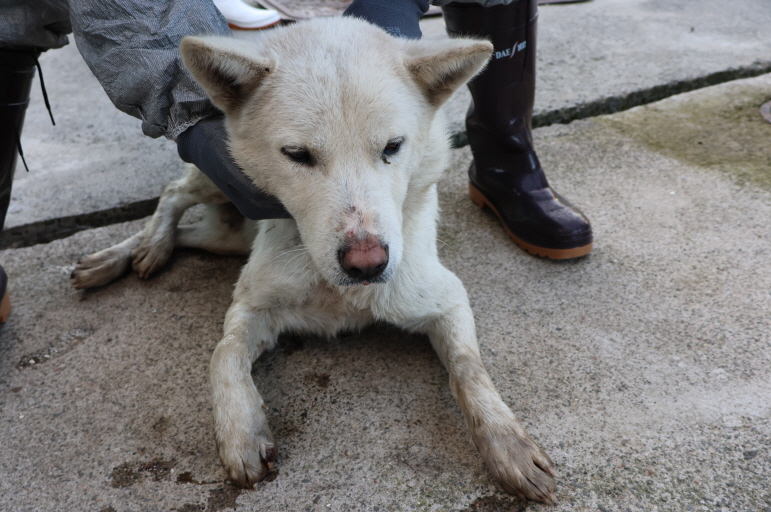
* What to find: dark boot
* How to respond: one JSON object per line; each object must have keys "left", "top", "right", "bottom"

{"left": 442, "top": 0, "right": 592, "bottom": 259}
{"left": 0, "top": 48, "right": 37, "bottom": 322}
{"left": 0, "top": 48, "right": 38, "bottom": 230}
{"left": 0, "top": 265, "right": 8, "bottom": 323}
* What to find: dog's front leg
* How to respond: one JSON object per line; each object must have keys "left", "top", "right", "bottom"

{"left": 422, "top": 279, "right": 557, "bottom": 504}
{"left": 210, "top": 302, "right": 278, "bottom": 488}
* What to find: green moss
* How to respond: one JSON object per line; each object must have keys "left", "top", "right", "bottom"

{"left": 600, "top": 83, "right": 771, "bottom": 191}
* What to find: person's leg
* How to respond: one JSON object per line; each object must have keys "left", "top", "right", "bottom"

{"left": 0, "top": 48, "right": 37, "bottom": 229}
{"left": 0, "top": 47, "right": 37, "bottom": 322}
{"left": 442, "top": 0, "right": 593, "bottom": 259}
{"left": 343, "top": 0, "right": 428, "bottom": 39}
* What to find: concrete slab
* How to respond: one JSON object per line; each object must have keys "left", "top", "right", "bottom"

{"left": 8, "top": 0, "right": 771, "bottom": 237}
{"left": 1, "top": 73, "right": 770, "bottom": 511}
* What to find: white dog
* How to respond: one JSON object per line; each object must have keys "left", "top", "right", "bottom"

{"left": 71, "top": 17, "right": 556, "bottom": 504}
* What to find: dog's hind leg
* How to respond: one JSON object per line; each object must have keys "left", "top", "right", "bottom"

{"left": 71, "top": 165, "right": 230, "bottom": 289}
{"left": 417, "top": 270, "right": 557, "bottom": 504}
{"left": 174, "top": 201, "right": 256, "bottom": 256}
{"left": 132, "top": 164, "right": 230, "bottom": 278}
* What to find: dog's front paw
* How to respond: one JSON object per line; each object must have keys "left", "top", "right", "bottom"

{"left": 474, "top": 419, "right": 557, "bottom": 504}
{"left": 214, "top": 403, "right": 276, "bottom": 488}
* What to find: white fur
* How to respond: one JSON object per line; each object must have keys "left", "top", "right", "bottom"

{"left": 71, "top": 17, "right": 556, "bottom": 504}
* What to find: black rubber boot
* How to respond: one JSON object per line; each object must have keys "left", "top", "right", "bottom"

{"left": 0, "top": 48, "right": 35, "bottom": 323}
{"left": 0, "top": 48, "right": 38, "bottom": 231}
{"left": 0, "top": 265, "right": 8, "bottom": 323}
{"left": 442, "top": 1, "right": 592, "bottom": 259}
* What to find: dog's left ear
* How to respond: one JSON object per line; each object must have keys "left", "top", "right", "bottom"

{"left": 403, "top": 38, "right": 493, "bottom": 107}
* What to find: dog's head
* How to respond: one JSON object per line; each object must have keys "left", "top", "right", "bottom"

{"left": 181, "top": 18, "right": 491, "bottom": 286}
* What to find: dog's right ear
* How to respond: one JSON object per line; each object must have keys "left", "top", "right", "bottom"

{"left": 403, "top": 38, "right": 493, "bottom": 108}
{"left": 180, "top": 36, "right": 273, "bottom": 115}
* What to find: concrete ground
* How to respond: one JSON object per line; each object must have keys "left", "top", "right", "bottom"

{"left": 1, "top": 1, "right": 770, "bottom": 511}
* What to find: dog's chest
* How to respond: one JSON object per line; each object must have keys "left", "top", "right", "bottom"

{"left": 294, "top": 281, "right": 377, "bottom": 333}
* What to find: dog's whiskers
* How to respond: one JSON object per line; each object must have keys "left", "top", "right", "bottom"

{"left": 284, "top": 264, "right": 313, "bottom": 283}
{"left": 271, "top": 245, "right": 308, "bottom": 264}
{"left": 278, "top": 248, "right": 310, "bottom": 274}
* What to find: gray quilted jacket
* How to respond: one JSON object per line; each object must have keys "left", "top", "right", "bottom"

{"left": 0, "top": 0, "right": 228, "bottom": 139}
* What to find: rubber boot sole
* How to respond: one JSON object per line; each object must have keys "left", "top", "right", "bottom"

{"left": 469, "top": 182, "right": 592, "bottom": 259}
{"left": 0, "top": 289, "right": 10, "bottom": 323}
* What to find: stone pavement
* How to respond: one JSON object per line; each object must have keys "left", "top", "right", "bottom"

{"left": 1, "top": 1, "right": 770, "bottom": 511}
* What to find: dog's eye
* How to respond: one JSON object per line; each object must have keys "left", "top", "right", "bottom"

{"left": 383, "top": 137, "right": 403, "bottom": 157}
{"left": 281, "top": 146, "right": 315, "bottom": 166}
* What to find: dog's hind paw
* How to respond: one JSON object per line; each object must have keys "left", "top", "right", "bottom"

{"left": 132, "top": 239, "right": 173, "bottom": 279}
{"left": 70, "top": 249, "right": 133, "bottom": 289}
{"left": 475, "top": 423, "right": 557, "bottom": 504}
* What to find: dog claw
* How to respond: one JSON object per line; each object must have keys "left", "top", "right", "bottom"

{"left": 232, "top": 457, "right": 268, "bottom": 488}
{"left": 215, "top": 403, "right": 276, "bottom": 491}
{"left": 71, "top": 251, "right": 132, "bottom": 289}
{"left": 132, "top": 244, "right": 172, "bottom": 279}
{"left": 224, "top": 443, "right": 275, "bottom": 489}
{"left": 474, "top": 421, "right": 557, "bottom": 504}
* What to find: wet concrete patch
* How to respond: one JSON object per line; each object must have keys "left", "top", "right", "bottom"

{"left": 600, "top": 74, "right": 771, "bottom": 191}
{"left": 151, "top": 415, "right": 171, "bottom": 437}
{"left": 15, "top": 327, "right": 92, "bottom": 369}
{"left": 110, "top": 462, "right": 141, "bottom": 489}
{"left": 110, "top": 458, "right": 176, "bottom": 488}
{"left": 139, "top": 458, "right": 176, "bottom": 482}
{"left": 175, "top": 504, "right": 205, "bottom": 512}
{"left": 206, "top": 481, "right": 243, "bottom": 511}
{"left": 175, "top": 474, "right": 263, "bottom": 511}
{"left": 176, "top": 471, "right": 219, "bottom": 486}
{"left": 176, "top": 471, "right": 198, "bottom": 484}
{"left": 464, "top": 495, "right": 528, "bottom": 512}
{"left": 304, "top": 372, "right": 331, "bottom": 388}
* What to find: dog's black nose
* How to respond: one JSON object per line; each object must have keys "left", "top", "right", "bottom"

{"left": 338, "top": 239, "right": 389, "bottom": 281}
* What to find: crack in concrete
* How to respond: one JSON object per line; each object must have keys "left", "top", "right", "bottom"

{"left": 0, "top": 198, "right": 158, "bottom": 250}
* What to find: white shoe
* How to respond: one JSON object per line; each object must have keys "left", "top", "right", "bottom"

{"left": 213, "top": 0, "right": 281, "bottom": 30}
